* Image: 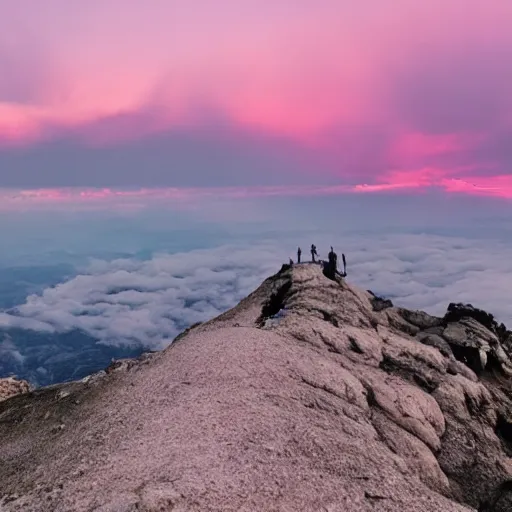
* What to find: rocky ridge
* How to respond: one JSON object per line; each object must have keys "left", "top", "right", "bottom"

{"left": 2, "top": 263, "right": 512, "bottom": 511}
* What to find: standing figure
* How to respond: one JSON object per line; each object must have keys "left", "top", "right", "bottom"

{"left": 324, "top": 246, "right": 338, "bottom": 280}
{"left": 311, "top": 244, "right": 318, "bottom": 262}
{"left": 297, "top": 247, "right": 302, "bottom": 263}
{"left": 329, "top": 246, "right": 338, "bottom": 269}
{"left": 342, "top": 253, "right": 347, "bottom": 276}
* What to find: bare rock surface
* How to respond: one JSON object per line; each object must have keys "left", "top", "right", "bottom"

{"left": 2, "top": 264, "right": 512, "bottom": 511}
{"left": 0, "top": 377, "right": 31, "bottom": 402}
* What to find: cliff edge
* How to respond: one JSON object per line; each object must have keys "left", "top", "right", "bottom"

{"left": 2, "top": 263, "right": 512, "bottom": 511}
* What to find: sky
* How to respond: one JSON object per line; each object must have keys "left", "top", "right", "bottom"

{"left": 1, "top": 0, "right": 512, "bottom": 196}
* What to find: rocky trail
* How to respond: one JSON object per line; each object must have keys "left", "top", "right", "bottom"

{"left": 2, "top": 263, "right": 512, "bottom": 511}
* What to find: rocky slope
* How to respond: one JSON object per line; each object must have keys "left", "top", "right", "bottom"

{"left": 2, "top": 263, "right": 512, "bottom": 511}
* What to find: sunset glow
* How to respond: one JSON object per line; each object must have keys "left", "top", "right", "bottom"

{"left": 4, "top": 175, "right": 512, "bottom": 214}
{"left": 1, "top": 0, "right": 512, "bottom": 192}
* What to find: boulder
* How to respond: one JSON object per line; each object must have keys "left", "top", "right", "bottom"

{"left": 399, "top": 308, "right": 443, "bottom": 330}
{"left": 0, "top": 377, "right": 31, "bottom": 402}
{"left": 444, "top": 303, "right": 498, "bottom": 332}
{"left": 443, "top": 303, "right": 512, "bottom": 346}
{"left": 442, "top": 318, "right": 512, "bottom": 376}
{"left": 417, "top": 332, "right": 454, "bottom": 359}
{"left": 367, "top": 290, "right": 394, "bottom": 312}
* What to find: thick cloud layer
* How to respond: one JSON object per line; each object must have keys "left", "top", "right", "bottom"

{"left": 4, "top": 233, "right": 512, "bottom": 351}
{"left": 1, "top": 245, "right": 282, "bottom": 349}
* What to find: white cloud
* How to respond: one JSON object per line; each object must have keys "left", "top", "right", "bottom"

{"left": 0, "top": 334, "right": 26, "bottom": 364}
{"left": 3, "top": 232, "right": 512, "bottom": 351}
{"left": 4, "top": 244, "right": 284, "bottom": 349}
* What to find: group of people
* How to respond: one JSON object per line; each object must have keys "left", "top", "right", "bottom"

{"left": 296, "top": 244, "right": 317, "bottom": 263}
{"left": 294, "top": 244, "right": 347, "bottom": 277}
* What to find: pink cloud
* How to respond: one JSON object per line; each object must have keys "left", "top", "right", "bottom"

{"left": 353, "top": 167, "right": 512, "bottom": 199}
{"left": 441, "top": 175, "right": 512, "bottom": 198}
{"left": 0, "top": 1, "right": 511, "bottom": 191}
{"left": 353, "top": 168, "right": 447, "bottom": 193}
{"left": 0, "top": 185, "right": 359, "bottom": 212}
{"left": 3, "top": 177, "right": 512, "bottom": 214}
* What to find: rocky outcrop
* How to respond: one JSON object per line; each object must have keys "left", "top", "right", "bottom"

{"left": 444, "top": 303, "right": 509, "bottom": 339}
{"left": 368, "top": 290, "right": 394, "bottom": 312}
{"left": 2, "top": 264, "right": 512, "bottom": 511}
{"left": 0, "top": 377, "right": 31, "bottom": 402}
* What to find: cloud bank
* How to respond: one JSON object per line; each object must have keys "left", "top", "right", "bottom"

{"left": 4, "top": 233, "right": 512, "bottom": 352}
{"left": 1, "top": 245, "right": 283, "bottom": 349}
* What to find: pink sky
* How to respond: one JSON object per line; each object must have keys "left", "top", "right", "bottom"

{"left": 1, "top": 0, "right": 512, "bottom": 195}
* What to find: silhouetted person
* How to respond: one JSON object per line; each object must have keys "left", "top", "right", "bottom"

{"left": 342, "top": 253, "right": 347, "bottom": 276}
{"left": 297, "top": 247, "right": 302, "bottom": 263}
{"left": 324, "top": 246, "right": 338, "bottom": 280}
{"left": 311, "top": 244, "right": 318, "bottom": 263}
{"left": 329, "top": 246, "right": 338, "bottom": 268}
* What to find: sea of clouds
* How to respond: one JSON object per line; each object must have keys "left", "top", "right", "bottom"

{"left": 2, "top": 231, "right": 512, "bottom": 353}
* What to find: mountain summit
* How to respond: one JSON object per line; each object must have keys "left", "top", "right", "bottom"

{"left": 2, "top": 263, "right": 512, "bottom": 511}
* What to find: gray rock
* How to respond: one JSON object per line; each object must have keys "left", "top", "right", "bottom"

{"left": 442, "top": 318, "right": 512, "bottom": 376}
{"left": 369, "top": 293, "right": 394, "bottom": 312}
{"left": 443, "top": 318, "right": 498, "bottom": 349}
{"left": 422, "top": 325, "right": 447, "bottom": 337}
{"left": 417, "top": 333, "right": 454, "bottom": 358}
{"left": 385, "top": 308, "right": 421, "bottom": 336}
{"left": 399, "top": 309, "right": 443, "bottom": 330}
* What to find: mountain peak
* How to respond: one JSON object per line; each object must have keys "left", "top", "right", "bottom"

{"left": 2, "top": 263, "right": 512, "bottom": 511}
